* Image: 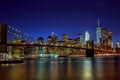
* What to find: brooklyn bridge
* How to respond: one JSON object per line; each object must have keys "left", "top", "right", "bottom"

{"left": 0, "top": 24, "right": 117, "bottom": 59}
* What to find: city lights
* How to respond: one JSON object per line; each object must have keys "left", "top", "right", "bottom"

{"left": 0, "top": 23, "right": 118, "bottom": 59}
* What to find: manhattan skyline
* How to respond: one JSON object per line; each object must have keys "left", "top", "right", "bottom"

{"left": 0, "top": 0, "right": 120, "bottom": 44}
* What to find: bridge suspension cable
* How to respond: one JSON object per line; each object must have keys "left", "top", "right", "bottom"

{"left": 7, "top": 25, "right": 36, "bottom": 43}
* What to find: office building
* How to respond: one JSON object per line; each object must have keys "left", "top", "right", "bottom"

{"left": 96, "top": 19, "right": 102, "bottom": 47}
{"left": 96, "top": 26, "right": 102, "bottom": 46}
{"left": 102, "top": 28, "right": 108, "bottom": 47}
{"left": 84, "top": 31, "right": 90, "bottom": 44}
{"left": 78, "top": 34, "right": 84, "bottom": 46}
{"left": 62, "top": 34, "right": 68, "bottom": 42}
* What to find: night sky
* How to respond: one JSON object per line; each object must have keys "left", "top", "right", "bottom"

{"left": 0, "top": 0, "right": 120, "bottom": 45}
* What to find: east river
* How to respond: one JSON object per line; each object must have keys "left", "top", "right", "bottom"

{"left": 0, "top": 56, "right": 120, "bottom": 80}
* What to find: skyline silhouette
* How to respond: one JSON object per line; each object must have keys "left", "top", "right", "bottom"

{"left": 0, "top": 0, "right": 120, "bottom": 45}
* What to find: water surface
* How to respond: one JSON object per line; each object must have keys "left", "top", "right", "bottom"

{"left": 0, "top": 56, "right": 120, "bottom": 80}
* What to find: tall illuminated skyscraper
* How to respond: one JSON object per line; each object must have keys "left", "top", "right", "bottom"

{"left": 51, "top": 32, "right": 54, "bottom": 38}
{"left": 96, "top": 19, "right": 102, "bottom": 46}
{"left": 102, "top": 28, "right": 110, "bottom": 49}
{"left": 108, "top": 32, "right": 112, "bottom": 47}
{"left": 102, "top": 28, "right": 108, "bottom": 45}
{"left": 101, "top": 27, "right": 113, "bottom": 49}
{"left": 47, "top": 32, "right": 57, "bottom": 44}
{"left": 84, "top": 31, "right": 90, "bottom": 44}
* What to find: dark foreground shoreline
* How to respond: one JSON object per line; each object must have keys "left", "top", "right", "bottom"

{"left": 0, "top": 59, "right": 24, "bottom": 64}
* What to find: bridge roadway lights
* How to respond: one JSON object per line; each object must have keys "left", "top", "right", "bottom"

{"left": 86, "top": 49, "right": 94, "bottom": 57}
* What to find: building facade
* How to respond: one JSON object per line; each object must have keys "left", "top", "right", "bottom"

{"left": 102, "top": 28, "right": 113, "bottom": 50}
{"left": 96, "top": 26, "right": 102, "bottom": 46}
{"left": 84, "top": 31, "right": 90, "bottom": 45}
{"left": 62, "top": 34, "right": 68, "bottom": 42}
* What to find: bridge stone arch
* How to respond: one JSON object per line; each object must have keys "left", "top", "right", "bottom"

{"left": 86, "top": 40, "right": 94, "bottom": 57}
{"left": 0, "top": 24, "right": 7, "bottom": 53}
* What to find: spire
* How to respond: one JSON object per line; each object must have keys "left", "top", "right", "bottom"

{"left": 98, "top": 18, "right": 100, "bottom": 26}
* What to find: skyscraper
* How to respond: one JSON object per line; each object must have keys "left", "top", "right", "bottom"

{"left": 62, "top": 34, "right": 68, "bottom": 42}
{"left": 96, "top": 27, "right": 102, "bottom": 43}
{"left": 84, "top": 31, "right": 90, "bottom": 44}
{"left": 102, "top": 28, "right": 108, "bottom": 46}
{"left": 47, "top": 32, "right": 58, "bottom": 44}
{"left": 79, "top": 34, "right": 84, "bottom": 46}
{"left": 101, "top": 27, "right": 113, "bottom": 50}
{"left": 51, "top": 32, "right": 54, "bottom": 38}
{"left": 108, "top": 32, "right": 113, "bottom": 47}
{"left": 96, "top": 19, "right": 102, "bottom": 46}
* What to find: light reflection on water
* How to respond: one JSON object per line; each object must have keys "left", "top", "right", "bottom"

{"left": 0, "top": 57, "right": 120, "bottom": 80}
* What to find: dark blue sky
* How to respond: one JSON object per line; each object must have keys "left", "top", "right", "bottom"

{"left": 0, "top": 0, "right": 120, "bottom": 44}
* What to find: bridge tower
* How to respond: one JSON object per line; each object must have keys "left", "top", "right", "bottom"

{"left": 86, "top": 40, "right": 94, "bottom": 57}
{"left": 0, "top": 24, "right": 7, "bottom": 53}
